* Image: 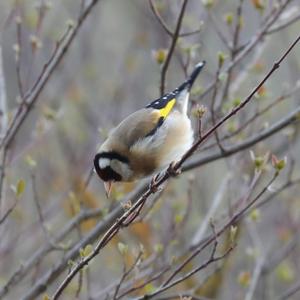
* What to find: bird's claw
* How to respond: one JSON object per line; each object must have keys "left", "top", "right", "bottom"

{"left": 149, "top": 173, "right": 160, "bottom": 193}
{"left": 167, "top": 162, "right": 181, "bottom": 177}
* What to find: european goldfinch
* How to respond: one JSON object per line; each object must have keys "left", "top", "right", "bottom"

{"left": 94, "top": 61, "right": 205, "bottom": 196}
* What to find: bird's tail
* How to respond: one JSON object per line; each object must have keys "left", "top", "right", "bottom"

{"left": 178, "top": 61, "right": 206, "bottom": 92}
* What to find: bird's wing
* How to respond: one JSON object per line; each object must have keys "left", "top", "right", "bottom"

{"left": 146, "top": 93, "right": 176, "bottom": 117}
{"left": 110, "top": 108, "right": 165, "bottom": 148}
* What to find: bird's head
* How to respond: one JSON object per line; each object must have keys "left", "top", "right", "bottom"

{"left": 93, "top": 151, "right": 131, "bottom": 197}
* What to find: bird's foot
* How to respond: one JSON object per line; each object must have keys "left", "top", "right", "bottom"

{"left": 149, "top": 173, "right": 161, "bottom": 193}
{"left": 167, "top": 162, "right": 181, "bottom": 177}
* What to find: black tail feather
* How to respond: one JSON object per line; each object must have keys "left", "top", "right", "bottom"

{"left": 178, "top": 61, "right": 206, "bottom": 92}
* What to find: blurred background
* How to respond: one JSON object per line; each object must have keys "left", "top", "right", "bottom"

{"left": 0, "top": 0, "right": 299, "bottom": 299}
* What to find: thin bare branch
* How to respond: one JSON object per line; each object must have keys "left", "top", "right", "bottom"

{"left": 0, "top": 198, "right": 17, "bottom": 225}
{"left": 161, "top": 171, "right": 278, "bottom": 290}
{"left": 267, "top": 11, "right": 300, "bottom": 35}
{"left": 160, "top": 0, "right": 189, "bottom": 96}
{"left": 0, "top": 0, "right": 103, "bottom": 150}
{"left": 149, "top": 0, "right": 201, "bottom": 38}
{"left": 184, "top": 106, "right": 300, "bottom": 172}
{"left": 0, "top": 44, "right": 8, "bottom": 213}
{"left": 200, "top": 0, "right": 292, "bottom": 100}
{"left": 245, "top": 257, "right": 266, "bottom": 300}
{"left": 113, "top": 251, "right": 143, "bottom": 299}
{"left": 278, "top": 280, "right": 300, "bottom": 300}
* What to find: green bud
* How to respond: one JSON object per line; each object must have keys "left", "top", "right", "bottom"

{"left": 152, "top": 49, "right": 167, "bottom": 65}
{"left": 202, "top": 0, "right": 215, "bottom": 9}
{"left": 271, "top": 155, "right": 287, "bottom": 172}
{"left": 225, "top": 13, "right": 233, "bottom": 25}
{"left": 218, "top": 51, "right": 227, "bottom": 67}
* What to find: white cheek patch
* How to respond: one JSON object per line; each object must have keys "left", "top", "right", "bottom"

{"left": 98, "top": 157, "right": 133, "bottom": 181}
{"left": 110, "top": 159, "right": 133, "bottom": 181}
{"left": 99, "top": 158, "right": 110, "bottom": 169}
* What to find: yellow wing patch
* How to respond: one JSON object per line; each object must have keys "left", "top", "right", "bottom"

{"left": 158, "top": 98, "right": 176, "bottom": 118}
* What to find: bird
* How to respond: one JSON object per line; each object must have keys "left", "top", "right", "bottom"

{"left": 94, "top": 61, "right": 205, "bottom": 196}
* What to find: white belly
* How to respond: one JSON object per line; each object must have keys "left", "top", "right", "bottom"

{"left": 130, "top": 111, "right": 193, "bottom": 176}
{"left": 158, "top": 112, "right": 193, "bottom": 167}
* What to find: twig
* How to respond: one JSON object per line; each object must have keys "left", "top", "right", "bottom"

{"left": 0, "top": 180, "right": 148, "bottom": 299}
{"left": 198, "top": 117, "right": 202, "bottom": 138}
{"left": 120, "top": 175, "right": 300, "bottom": 299}
{"left": 176, "top": 33, "right": 300, "bottom": 170}
{"left": 31, "top": 173, "right": 66, "bottom": 250}
{"left": 154, "top": 294, "right": 209, "bottom": 300}
{"left": 148, "top": 0, "right": 201, "bottom": 38}
{"left": 210, "top": 60, "right": 226, "bottom": 153}
{"left": 75, "top": 269, "right": 83, "bottom": 298}
{"left": 267, "top": 12, "right": 300, "bottom": 35}
{"left": 0, "top": 45, "right": 7, "bottom": 136}
{"left": 15, "top": 14, "right": 24, "bottom": 98}
{"left": 24, "top": 0, "right": 48, "bottom": 93}
{"left": 202, "top": 87, "right": 298, "bottom": 152}
{"left": 0, "top": 24, "right": 71, "bottom": 150}
{"left": 163, "top": 170, "right": 262, "bottom": 288}
{"left": 131, "top": 187, "right": 164, "bottom": 224}
{"left": 91, "top": 253, "right": 166, "bottom": 298}
{"left": 191, "top": 173, "right": 231, "bottom": 247}
{"left": 207, "top": 11, "right": 231, "bottom": 50}
{"left": 0, "top": 198, "right": 17, "bottom": 225}
{"left": 136, "top": 245, "right": 234, "bottom": 300}
{"left": 157, "top": 294, "right": 210, "bottom": 300}
{"left": 0, "top": 0, "right": 103, "bottom": 150}
{"left": 116, "top": 267, "right": 169, "bottom": 300}
{"left": 200, "top": 0, "right": 292, "bottom": 100}
{"left": 255, "top": 177, "right": 300, "bottom": 211}
{"left": 160, "top": 0, "right": 189, "bottom": 96}
{"left": 278, "top": 280, "right": 300, "bottom": 300}
{"left": 183, "top": 106, "right": 300, "bottom": 172}
{"left": 0, "top": 44, "right": 8, "bottom": 213}
{"left": 263, "top": 237, "right": 298, "bottom": 274}
{"left": 80, "top": 0, "right": 86, "bottom": 15}
{"left": 0, "top": 147, "right": 7, "bottom": 214}
{"left": 161, "top": 171, "right": 278, "bottom": 289}
{"left": 219, "top": 0, "right": 244, "bottom": 105}
{"left": 113, "top": 251, "right": 143, "bottom": 299}
{"left": 0, "top": 205, "right": 103, "bottom": 298}
{"left": 245, "top": 257, "right": 265, "bottom": 300}
{"left": 51, "top": 191, "right": 157, "bottom": 299}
